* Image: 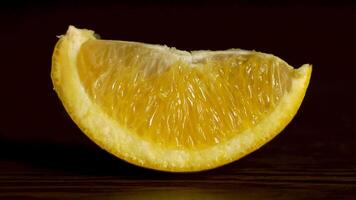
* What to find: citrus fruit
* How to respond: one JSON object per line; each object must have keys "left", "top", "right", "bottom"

{"left": 51, "top": 26, "right": 311, "bottom": 172}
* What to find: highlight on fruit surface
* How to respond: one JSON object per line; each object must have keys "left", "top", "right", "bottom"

{"left": 51, "top": 26, "right": 311, "bottom": 172}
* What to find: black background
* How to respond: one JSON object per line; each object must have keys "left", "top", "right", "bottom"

{"left": 0, "top": 0, "right": 355, "bottom": 199}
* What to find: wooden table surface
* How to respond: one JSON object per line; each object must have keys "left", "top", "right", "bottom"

{"left": 1, "top": 1, "right": 356, "bottom": 199}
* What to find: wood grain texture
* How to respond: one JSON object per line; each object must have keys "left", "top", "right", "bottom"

{"left": 0, "top": 138, "right": 355, "bottom": 199}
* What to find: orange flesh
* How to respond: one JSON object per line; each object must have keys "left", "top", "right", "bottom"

{"left": 77, "top": 40, "right": 294, "bottom": 150}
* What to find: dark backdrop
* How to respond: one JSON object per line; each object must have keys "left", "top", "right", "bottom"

{"left": 0, "top": 0, "right": 355, "bottom": 198}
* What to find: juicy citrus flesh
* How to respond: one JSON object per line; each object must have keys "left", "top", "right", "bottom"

{"left": 77, "top": 40, "right": 294, "bottom": 150}
{"left": 52, "top": 26, "right": 311, "bottom": 172}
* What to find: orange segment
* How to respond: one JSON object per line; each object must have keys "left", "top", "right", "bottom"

{"left": 51, "top": 26, "right": 311, "bottom": 172}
